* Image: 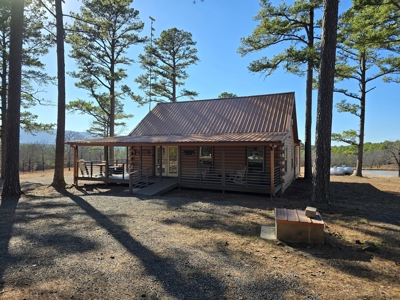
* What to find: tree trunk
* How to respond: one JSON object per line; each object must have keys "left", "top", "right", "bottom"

{"left": 109, "top": 38, "right": 115, "bottom": 161}
{"left": 311, "top": 0, "right": 339, "bottom": 203}
{"left": 1, "top": 0, "right": 24, "bottom": 199}
{"left": 1, "top": 44, "right": 7, "bottom": 180}
{"left": 304, "top": 6, "right": 315, "bottom": 181}
{"left": 51, "top": 0, "right": 66, "bottom": 188}
{"left": 355, "top": 52, "right": 366, "bottom": 177}
{"left": 172, "top": 58, "right": 176, "bottom": 102}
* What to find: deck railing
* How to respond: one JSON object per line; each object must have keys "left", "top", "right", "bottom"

{"left": 77, "top": 160, "right": 129, "bottom": 179}
{"left": 128, "top": 166, "right": 158, "bottom": 193}
{"left": 77, "top": 161, "right": 282, "bottom": 194}
{"left": 180, "top": 166, "right": 281, "bottom": 189}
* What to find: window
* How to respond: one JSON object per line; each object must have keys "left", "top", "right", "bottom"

{"left": 199, "top": 146, "right": 213, "bottom": 166}
{"left": 247, "top": 146, "right": 264, "bottom": 172}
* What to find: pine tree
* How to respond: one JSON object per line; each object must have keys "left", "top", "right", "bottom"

{"left": 218, "top": 92, "right": 237, "bottom": 98}
{"left": 0, "top": 0, "right": 54, "bottom": 179}
{"left": 67, "top": 0, "right": 145, "bottom": 139}
{"left": 311, "top": 0, "right": 339, "bottom": 203}
{"left": 136, "top": 27, "right": 199, "bottom": 103}
{"left": 332, "top": 1, "right": 400, "bottom": 177}
{"left": 51, "top": 0, "right": 67, "bottom": 187}
{"left": 238, "top": 0, "right": 323, "bottom": 181}
{"left": 2, "top": 0, "right": 24, "bottom": 198}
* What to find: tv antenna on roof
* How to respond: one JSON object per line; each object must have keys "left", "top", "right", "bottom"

{"left": 149, "top": 16, "right": 156, "bottom": 112}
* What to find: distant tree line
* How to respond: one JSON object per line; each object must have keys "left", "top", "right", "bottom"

{"left": 300, "top": 140, "right": 400, "bottom": 173}
{"left": 0, "top": 130, "right": 128, "bottom": 173}
{"left": 1, "top": 142, "right": 129, "bottom": 173}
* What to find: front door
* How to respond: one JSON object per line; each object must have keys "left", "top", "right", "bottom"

{"left": 156, "top": 146, "right": 178, "bottom": 177}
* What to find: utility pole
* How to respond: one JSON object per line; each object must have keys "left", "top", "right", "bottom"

{"left": 149, "top": 16, "right": 155, "bottom": 111}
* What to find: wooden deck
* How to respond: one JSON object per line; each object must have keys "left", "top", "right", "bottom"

{"left": 75, "top": 163, "right": 282, "bottom": 196}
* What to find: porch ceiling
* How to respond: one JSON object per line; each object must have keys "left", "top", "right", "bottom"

{"left": 66, "top": 132, "right": 288, "bottom": 146}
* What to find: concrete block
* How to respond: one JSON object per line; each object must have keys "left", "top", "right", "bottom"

{"left": 260, "top": 226, "right": 276, "bottom": 240}
{"left": 305, "top": 206, "right": 317, "bottom": 218}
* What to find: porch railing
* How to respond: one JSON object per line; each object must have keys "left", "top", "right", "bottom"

{"left": 77, "top": 161, "right": 282, "bottom": 193}
{"left": 128, "top": 166, "right": 159, "bottom": 193}
{"left": 77, "top": 160, "right": 129, "bottom": 179}
{"left": 180, "top": 166, "right": 281, "bottom": 188}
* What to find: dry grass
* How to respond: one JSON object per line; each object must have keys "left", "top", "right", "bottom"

{"left": 0, "top": 169, "right": 399, "bottom": 299}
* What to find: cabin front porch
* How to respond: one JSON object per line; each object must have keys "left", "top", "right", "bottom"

{"left": 72, "top": 143, "right": 285, "bottom": 196}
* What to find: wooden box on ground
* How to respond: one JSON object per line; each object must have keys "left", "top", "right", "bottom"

{"left": 275, "top": 208, "right": 325, "bottom": 244}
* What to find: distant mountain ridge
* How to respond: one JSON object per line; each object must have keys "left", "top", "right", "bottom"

{"left": 20, "top": 130, "right": 90, "bottom": 144}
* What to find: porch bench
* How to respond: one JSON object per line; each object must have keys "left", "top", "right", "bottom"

{"left": 275, "top": 208, "right": 325, "bottom": 244}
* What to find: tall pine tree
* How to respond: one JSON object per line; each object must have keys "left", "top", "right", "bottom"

{"left": 311, "top": 0, "right": 339, "bottom": 203}
{"left": 238, "top": 0, "right": 323, "bottom": 181}
{"left": 67, "top": 0, "right": 145, "bottom": 139}
{"left": 0, "top": 0, "right": 54, "bottom": 179}
{"left": 332, "top": 1, "right": 400, "bottom": 177}
{"left": 135, "top": 27, "right": 199, "bottom": 103}
{"left": 2, "top": 0, "right": 24, "bottom": 198}
{"left": 51, "top": 0, "right": 67, "bottom": 187}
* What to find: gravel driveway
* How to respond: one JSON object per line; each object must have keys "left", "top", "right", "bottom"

{"left": 0, "top": 173, "right": 319, "bottom": 299}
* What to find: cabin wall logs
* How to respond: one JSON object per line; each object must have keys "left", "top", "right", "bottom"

{"left": 129, "top": 146, "right": 154, "bottom": 172}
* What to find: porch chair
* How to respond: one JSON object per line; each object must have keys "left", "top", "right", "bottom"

{"left": 229, "top": 166, "right": 247, "bottom": 184}
{"left": 195, "top": 164, "right": 210, "bottom": 179}
{"left": 78, "top": 159, "right": 89, "bottom": 177}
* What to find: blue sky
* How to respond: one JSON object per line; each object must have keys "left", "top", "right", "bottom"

{"left": 30, "top": 0, "right": 400, "bottom": 144}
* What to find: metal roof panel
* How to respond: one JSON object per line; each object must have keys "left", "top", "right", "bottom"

{"left": 130, "top": 92, "right": 295, "bottom": 136}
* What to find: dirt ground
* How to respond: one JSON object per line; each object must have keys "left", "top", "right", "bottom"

{"left": 0, "top": 169, "right": 399, "bottom": 299}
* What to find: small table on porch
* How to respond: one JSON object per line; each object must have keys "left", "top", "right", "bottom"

{"left": 91, "top": 163, "right": 108, "bottom": 176}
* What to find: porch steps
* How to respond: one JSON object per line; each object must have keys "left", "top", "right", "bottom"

{"left": 130, "top": 179, "right": 178, "bottom": 196}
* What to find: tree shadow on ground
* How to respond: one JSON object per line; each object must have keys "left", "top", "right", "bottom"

{"left": 277, "top": 178, "right": 398, "bottom": 217}
{"left": 53, "top": 188, "right": 318, "bottom": 299}
{"left": 0, "top": 196, "right": 100, "bottom": 288}
{"left": 281, "top": 179, "right": 399, "bottom": 281}
{"left": 0, "top": 199, "right": 20, "bottom": 288}
{"left": 59, "top": 190, "right": 226, "bottom": 299}
{"left": 0, "top": 178, "right": 320, "bottom": 298}
{"left": 157, "top": 178, "right": 400, "bottom": 283}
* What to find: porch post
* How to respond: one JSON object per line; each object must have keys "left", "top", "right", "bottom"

{"left": 140, "top": 146, "right": 143, "bottom": 171}
{"left": 177, "top": 146, "right": 181, "bottom": 188}
{"left": 159, "top": 145, "right": 162, "bottom": 182}
{"left": 126, "top": 146, "right": 128, "bottom": 172}
{"left": 105, "top": 146, "right": 109, "bottom": 179}
{"left": 222, "top": 146, "right": 226, "bottom": 193}
{"left": 270, "top": 145, "right": 275, "bottom": 197}
{"left": 73, "top": 145, "right": 78, "bottom": 186}
{"left": 152, "top": 146, "right": 155, "bottom": 176}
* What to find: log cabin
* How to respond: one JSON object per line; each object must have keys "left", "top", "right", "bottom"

{"left": 67, "top": 92, "right": 301, "bottom": 196}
